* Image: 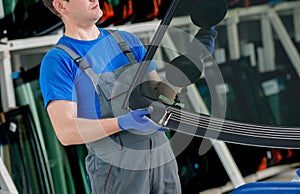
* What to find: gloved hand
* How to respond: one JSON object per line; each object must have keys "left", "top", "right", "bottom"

{"left": 194, "top": 27, "right": 218, "bottom": 54}
{"left": 117, "top": 107, "right": 161, "bottom": 131}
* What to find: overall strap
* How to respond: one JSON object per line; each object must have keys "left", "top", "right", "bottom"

{"left": 105, "top": 29, "right": 137, "bottom": 64}
{"left": 55, "top": 29, "right": 138, "bottom": 86}
{"left": 55, "top": 29, "right": 137, "bottom": 71}
{"left": 56, "top": 44, "right": 102, "bottom": 97}
{"left": 55, "top": 44, "right": 98, "bottom": 81}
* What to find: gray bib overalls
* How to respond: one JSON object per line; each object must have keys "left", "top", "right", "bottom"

{"left": 56, "top": 30, "right": 181, "bottom": 194}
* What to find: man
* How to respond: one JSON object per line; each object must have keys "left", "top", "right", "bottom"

{"left": 40, "top": 0, "right": 216, "bottom": 193}
{"left": 40, "top": 0, "right": 182, "bottom": 193}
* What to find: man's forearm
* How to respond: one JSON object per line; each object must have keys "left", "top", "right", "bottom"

{"left": 47, "top": 100, "right": 121, "bottom": 146}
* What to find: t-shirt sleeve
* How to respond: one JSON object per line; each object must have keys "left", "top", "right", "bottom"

{"left": 133, "top": 34, "right": 157, "bottom": 72}
{"left": 39, "top": 49, "right": 77, "bottom": 108}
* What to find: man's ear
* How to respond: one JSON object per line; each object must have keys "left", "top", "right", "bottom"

{"left": 53, "top": 0, "right": 68, "bottom": 15}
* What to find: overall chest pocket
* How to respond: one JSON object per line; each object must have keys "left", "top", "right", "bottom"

{"left": 96, "top": 62, "right": 140, "bottom": 118}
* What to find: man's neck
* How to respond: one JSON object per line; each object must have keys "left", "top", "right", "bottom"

{"left": 64, "top": 24, "right": 100, "bottom": 40}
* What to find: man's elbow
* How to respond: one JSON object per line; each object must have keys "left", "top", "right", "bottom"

{"left": 55, "top": 127, "right": 73, "bottom": 146}
{"left": 53, "top": 121, "right": 79, "bottom": 146}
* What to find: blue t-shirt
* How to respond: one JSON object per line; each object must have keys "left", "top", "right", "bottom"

{"left": 39, "top": 28, "right": 156, "bottom": 119}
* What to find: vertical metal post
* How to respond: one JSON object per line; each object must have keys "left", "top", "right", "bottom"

{"left": 226, "top": 11, "right": 240, "bottom": 60}
{"left": 240, "top": 42, "right": 256, "bottom": 67}
{"left": 0, "top": 50, "right": 16, "bottom": 112}
{"left": 293, "top": 7, "right": 300, "bottom": 43}
{"left": 260, "top": 12, "right": 275, "bottom": 72}
{"left": 0, "top": 0, "right": 4, "bottom": 19}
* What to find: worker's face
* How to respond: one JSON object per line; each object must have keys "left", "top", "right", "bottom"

{"left": 58, "top": 0, "right": 103, "bottom": 24}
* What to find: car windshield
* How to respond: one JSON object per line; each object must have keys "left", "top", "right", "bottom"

{"left": 124, "top": 0, "right": 300, "bottom": 130}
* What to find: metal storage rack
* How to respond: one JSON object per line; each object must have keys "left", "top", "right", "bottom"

{"left": 0, "top": 1, "right": 299, "bottom": 193}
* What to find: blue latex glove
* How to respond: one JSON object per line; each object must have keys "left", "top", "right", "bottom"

{"left": 117, "top": 107, "right": 161, "bottom": 131}
{"left": 195, "top": 27, "right": 218, "bottom": 54}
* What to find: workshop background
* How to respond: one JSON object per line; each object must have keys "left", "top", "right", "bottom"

{"left": 1, "top": 0, "right": 300, "bottom": 194}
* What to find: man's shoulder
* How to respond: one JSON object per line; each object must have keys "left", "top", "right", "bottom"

{"left": 102, "top": 28, "right": 139, "bottom": 42}
{"left": 43, "top": 45, "right": 71, "bottom": 62}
